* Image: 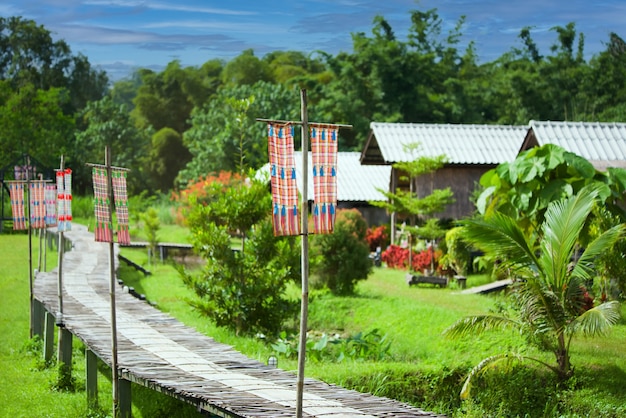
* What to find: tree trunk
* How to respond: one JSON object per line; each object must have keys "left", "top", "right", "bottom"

{"left": 555, "top": 333, "right": 572, "bottom": 381}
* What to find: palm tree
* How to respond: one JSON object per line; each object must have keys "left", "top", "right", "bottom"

{"left": 444, "top": 185, "right": 624, "bottom": 399}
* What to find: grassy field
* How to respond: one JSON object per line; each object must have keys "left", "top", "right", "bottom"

{"left": 118, "top": 246, "right": 626, "bottom": 417}
{"left": 3, "top": 229, "right": 626, "bottom": 417}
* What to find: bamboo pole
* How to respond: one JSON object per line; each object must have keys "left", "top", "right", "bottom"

{"left": 257, "top": 91, "right": 351, "bottom": 417}
{"left": 295, "top": 89, "right": 309, "bottom": 418}
{"left": 105, "top": 146, "right": 120, "bottom": 417}
{"left": 27, "top": 159, "right": 34, "bottom": 338}
{"left": 56, "top": 156, "right": 66, "bottom": 357}
{"left": 256, "top": 117, "right": 352, "bottom": 129}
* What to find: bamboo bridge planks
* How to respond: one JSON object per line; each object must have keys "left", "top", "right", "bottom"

{"left": 34, "top": 224, "right": 444, "bottom": 418}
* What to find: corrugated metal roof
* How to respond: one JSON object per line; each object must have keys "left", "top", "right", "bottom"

{"left": 366, "top": 122, "right": 527, "bottom": 165}
{"left": 529, "top": 120, "right": 626, "bottom": 168}
{"left": 258, "top": 152, "right": 391, "bottom": 202}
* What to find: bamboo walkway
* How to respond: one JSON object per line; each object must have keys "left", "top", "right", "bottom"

{"left": 33, "top": 225, "right": 443, "bottom": 417}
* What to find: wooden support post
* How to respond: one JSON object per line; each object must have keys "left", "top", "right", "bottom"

{"left": 86, "top": 349, "right": 98, "bottom": 409}
{"left": 43, "top": 311, "right": 55, "bottom": 362}
{"left": 32, "top": 299, "right": 44, "bottom": 338}
{"left": 58, "top": 327, "right": 73, "bottom": 373}
{"left": 118, "top": 378, "right": 131, "bottom": 418}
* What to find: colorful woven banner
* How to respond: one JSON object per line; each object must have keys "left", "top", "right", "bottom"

{"left": 57, "top": 169, "right": 72, "bottom": 232}
{"left": 9, "top": 182, "right": 26, "bottom": 230}
{"left": 45, "top": 184, "right": 57, "bottom": 226}
{"left": 311, "top": 124, "right": 338, "bottom": 234}
{"left": 29, "top": 181, "right": 46, "bottom": 229}
{"left": 92, "top": 167, "right": 113, "bottom": 242}
{"left": 268, "top": 123, "right": 300, "bottom": 236}
{"left": 112, "top": 169, "right": 131, "bottom": 245}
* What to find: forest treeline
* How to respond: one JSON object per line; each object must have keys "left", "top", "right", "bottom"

{"left": 1, "top": 10, "right": 625, "bottom": 195}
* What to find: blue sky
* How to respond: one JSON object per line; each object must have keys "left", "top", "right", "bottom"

{"left": 1, "top": 0, "right": 625, "bottom": 81}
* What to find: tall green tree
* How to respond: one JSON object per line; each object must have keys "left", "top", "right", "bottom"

{"left": 0, "top": 82, "right": 74, "bottom": 168}
{"left": 74, "top": 97, "right": 151, "bottom": 193}
{"left": 445, "top": 185, "right": 624, "bottom": 397}
{"left": 0, "top": 16, "right": 108, "bottom": 111}
{"left": 180, "top": 81, "right": 300, "bottom": 184}
{"left": 147, "top": 127, "right": 192, "bottom": 192}
{"left": 262, "top": 50, "right": 327, "bottom": 85}
{"left": 317, "top": 9, "right": 472, "bottom": 150}
{"left": 221, "top": 49, "right": 273, "bottom": 86}
{"left": 132, "top": 60, "right": 213, "bottom": 134}
{"left": 586, "top": 33, "right": 626, "bottom": 120}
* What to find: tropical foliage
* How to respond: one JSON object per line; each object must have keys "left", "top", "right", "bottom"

{"left": 445, "top": 185, "right": 625, "bottom": 398}
{"left": 3, "top": 12, "right": 626, "bottom": 196}
{"left": 178, "top": 174, "right": 300, "bottom": 336}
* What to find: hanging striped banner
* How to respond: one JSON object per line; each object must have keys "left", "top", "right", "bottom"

{"left": 9, "top": 182, "right": 27, "bottom": 230}
{"left": 63, "top": 168, "right": 73, "bottom": 231}
{"left": 45, "top": 184, "right": 57, "bottom": 226}
{"left": 311, "top": 124, "right": 338, "bottom": 234}
{"left": 29, "top": 181, "right": 46, "bottom": 229}
{"left": 268, "top": 123, "right": 300, "bottom": 236}
{"left": 112, "top": 169, "right": 131, "bottom": 245}
{"left": 57, "top": 169, "right": 73, "bottom": 232}
{"left": 92, "top": 167, "right": 113, "bottom": 242}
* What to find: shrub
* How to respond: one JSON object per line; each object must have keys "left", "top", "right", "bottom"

{"left": 310, "top": 209, "right": 372, "bottom": 295}
{"left": 440, "top": 226, "right": 471, "bottom": 276}
{"left": 381, "top": 244, "right": 442, "bottom": 272}
{"left": 365, "top": 225, "right": 390, "bottom": 252}
{"left": 180, "top": 175, "right": 299, "bottom": 337}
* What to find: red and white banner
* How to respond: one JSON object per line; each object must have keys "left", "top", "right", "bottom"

{"left": 311, "top": 124, "right": 338, "bottom": 234}
{"left": 267, "top": 123, "right": 300, "bottom": 236}
{"left": 112, "top": 169, "right": 130, "bottom": 245}
{"left": 56, "top": 169, "right": 72, "bottom": 232}
{"left": 29, "top": 181, "right": 46, "bottom": 229}
{"left": 9, "top": 182, "right": 26, "bottom": 230}
{"left": 92, "top": 167, "right": 113, "bottom": 242}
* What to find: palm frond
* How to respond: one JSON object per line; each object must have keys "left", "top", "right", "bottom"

{"left": 443, "top": 314, "right": 519, "bottom": 339}
{"left": 570, "top": 301, "right": 622, "bottom": 337}
{"left": 459, "top": 353, "right": 522, "bottom": 400}
{"left": 572, "top": 224, "right": 626, "bottom": 281}
{"left": 462, "top": 213, "right": 538, "bottom": 270}
{"left": 515, "top": 274, "right": 572, "bottom": 341}
{"left": 539, "top": 185, "right": 597, "bottom": 291}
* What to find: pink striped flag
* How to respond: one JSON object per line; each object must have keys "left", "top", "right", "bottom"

{"left": 9, "top": 182, "right": 26, "bottom": 230}
{"left": 268, "top": 123, "right": 300, "bottom": 236}
{"left": 311, "top": 124, "right": 338, "bottom": 234}
{"left": 112, "top": 169, "right": 131, "bottom": 245}
{"left": 92, "top": 167, "right": 113, "bottom": 242}
{"left": 29, "top": 181, "right": 46, "bottom": 229}
{"left": 45, "top": 184, "right": 57, "bottom": 226}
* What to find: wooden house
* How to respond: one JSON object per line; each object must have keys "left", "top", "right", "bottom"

{"left": 360, "top": 122, "right": 527, "bottom": 238}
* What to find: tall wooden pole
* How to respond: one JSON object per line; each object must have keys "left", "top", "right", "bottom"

{"left": 296, "top": 89, "right": 309, "bottom": 418}
{"left": 106, "top": 146, "right": 120, "bottom": 416}
{"left": 56, "top": 156, "right": 66, "bottom": 353}
{"left": 27, "top": 158, "right": 34, "bottom": 338}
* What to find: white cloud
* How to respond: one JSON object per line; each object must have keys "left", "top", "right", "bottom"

{"left": 82, "top": 0, "right": 257, "bottom": 16}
